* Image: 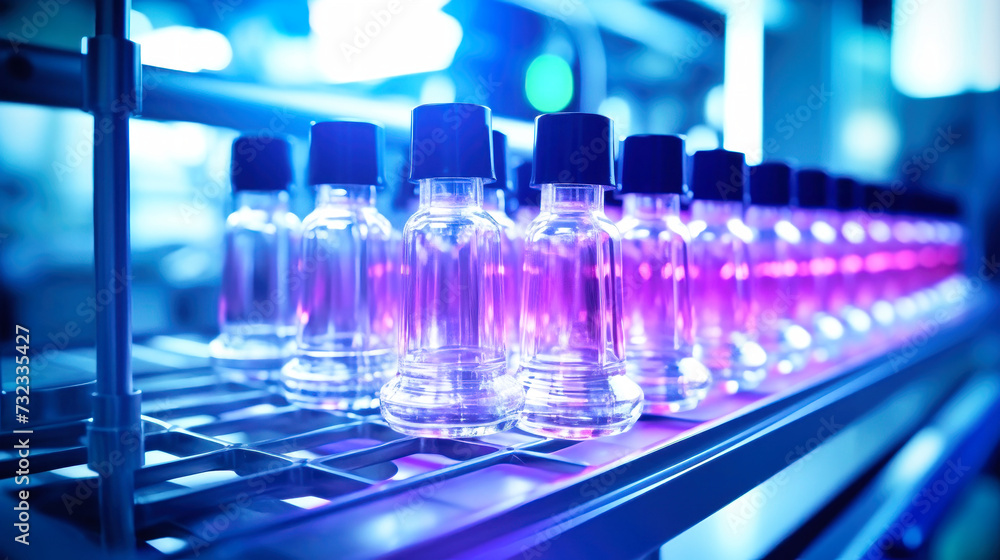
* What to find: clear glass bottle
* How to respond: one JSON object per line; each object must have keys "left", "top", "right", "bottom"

{"left": 858, "top": 184, "right": 899, "bottom": 332}
{"left": 745, "top": 162, "right": 811, "bottom": 375}
{"left": 905, "top": 191, "right": 938, "bottom": 294}
{"left": 380, "top": 103, "right": 524, "bottom": 438}
{"left": 484, "top": 131, "right": 522, "bottom": 370}
{"left": 210, "top": 135, "right": 301, "bottom": 384}
{"left": 617, "top": 134, "right": 710, "bottom": 413}
{"left": 832, "top": 177, "right": 874, "bottom": 342}
{"left": 687, "top": 149, "right": 766, "bottom": 392}
{"left": 790, "top": 169, "right": 845, "bottom": 361}
{"left": 513, "top": 161, "right": 540, "bottom": 232}
{"left": 281, "top": 121, "right": 396, "bottom": 410}
{"left": 518, "top": 112, "right": 643, "bottom": 439}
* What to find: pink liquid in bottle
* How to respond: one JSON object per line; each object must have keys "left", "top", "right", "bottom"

{"left": 518, "top": 113, "right": 642, "bottom": 439}
{"left": 831, "top": 177, "right": 874, "bottom": 344}
{"left": 790, "top": 169, "right": 845, "bottom": 361}
{"left": 485, "top": 131, "right": 523, "bottom": 370}
{"left": 380, "top": 103, "right": 524, "bottom": 438}
{"left": 617, "top": 134, "right": 710, "bottom": 413}
{"left": 745, "top": 162, "right": 811, "bottom": 375}
{"left": 281, "top": 122, "right": 396, "bottom": 410}
{"left": 688, "top": 149, "right": 766, "bottom": 392}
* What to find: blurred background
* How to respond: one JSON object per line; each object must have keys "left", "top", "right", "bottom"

{"left": 1, "top": 0, "right": 999, "bottom": 344}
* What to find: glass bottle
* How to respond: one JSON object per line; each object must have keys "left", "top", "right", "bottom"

{"left": 518, "top": 112, "right": 643, "bottom": 439}
{"left": 484, "top": 130, "right": 522, "bottom": 370}
{"left": 617, "top": 134, "right": 710, "bottom": 413}
{"left": 281, "top": 121, "right": 396, "bottom": 410}
{"left": 513, "top": 161, "right": 540, "bottom": 232}
{"left": 790, "top": 169, "right": 845, "bottom": 361}
{"left": 687, "top": 149, "right": 766, "bottom": 392}
{"left": 380, "top": 103, "right": 524, "bottom": 437}
{"left": 745, "top": 162, "right": 811, "bottom": 375}
{"left": 832, "top": 177, "right": 874, "bottom": 342}
{"left": 210, "top": 135, "right": 301, "bottom": 384}
{"left": 858, "top": 184, "right": 899, "bottom": 332}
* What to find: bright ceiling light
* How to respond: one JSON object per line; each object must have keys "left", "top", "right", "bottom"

{"left": 891, "top": 0, "right": 1000, "bottom": 98}
{"left": 134, "top": 25, "right": 233, "bottom": 73}
{"left": 309, "top": 0, "right": 462, "bottom": 83}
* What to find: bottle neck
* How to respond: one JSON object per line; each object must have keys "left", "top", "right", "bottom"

{"left": 744, "top": 204, "right": 788, "bottom": 228}
{"left": 315, "top": 184, "right": 376, "bottom": 207}
{"left": 418, "top": 178, "right": 484, "bottom": 209}
{"left": 691, "top": 199, "right": 743, "bottom": 225}
{"left": 234, "top": 190, "right": 288, "bottom": 211}
{"left": 622, "top": 193, "right": 680, "bottom": 220}
{"left": 482, "top": 187, "right": 508, "bottom": 213}
{"left": 540, "top": 184, "right": 604, "bottom": 214}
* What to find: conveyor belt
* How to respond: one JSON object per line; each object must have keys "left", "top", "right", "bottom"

{"left": 1, "top": 302, "right": 997, "bottom": 559}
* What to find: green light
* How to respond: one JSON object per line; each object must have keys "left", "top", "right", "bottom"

{"left": 525, "top": 55, "right": 574, "bottom": 112}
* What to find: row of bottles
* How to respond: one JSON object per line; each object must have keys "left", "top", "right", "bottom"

{"left": 209, "top": 103, "right": 966, "bottom": 441}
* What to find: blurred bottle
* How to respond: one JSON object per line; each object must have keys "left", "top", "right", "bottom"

{"left": 617, "top": 135, "right": 710, "bottom": 413}
{"left": 604, "top": 189, "right": 624, "bottom": 222}
{"left": 518, "top": 113, "right": 643, "bottom": 439}
{"left": 680, "top": 192, "right": 693, "bottom": 225}
{"left": 210, "top": 135, "right": 301, "bottom": 384}
{"left": 745, "top": 162, "right": 811, "bottom": 375}
{"left": 687, "top": 149, "right": 766, "bottom": 392}
{"left": 831, "top": 177, "right": 873, "bottom": 340}
{"left": 905, "top": 191, "right": 937, "bottom": 294}
{"left": 929, "top": 193, "right": 965, "bottom": 283}
{"left": 879, "top": 187, "right": 924, "bottom": 325}
{"left": 484, "top": 131, "right": 522, "bottom": 370}
{"left": 380, "top": 103, "right": 523, "bottom": 437}
{"left": 858, "top": 184, "right": 899, "bottom": 332}
{"left": 281, "top": 121, "right": 396, "bottom": 410}
{"left": 790, "top": 169, "right": 845, "bottom": 361}
{"left": 513, "top": 161, "right": 540, "bottom": 231}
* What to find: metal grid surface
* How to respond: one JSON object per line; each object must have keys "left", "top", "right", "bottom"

{"left": 0, "top": 304, "right": 991, "bottom": 559}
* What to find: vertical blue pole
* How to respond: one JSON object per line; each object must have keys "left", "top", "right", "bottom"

{"left": 86, "top": 0, "right": 144, "bottom": 552}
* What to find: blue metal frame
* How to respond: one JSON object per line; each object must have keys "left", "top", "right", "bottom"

{"left": 83, "top": 0, "right": 144, "bottom": 551}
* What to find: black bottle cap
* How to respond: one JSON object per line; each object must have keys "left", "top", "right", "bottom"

{"left": 935, "top": 193, "right": 962, "bottom": 218}
{"left": 514, "top": 161, "right": 539, "bottom": 207}
{"left": 691, "top": 149, "right": 746, "bottom": 202}
{"left": 532, "top": 112, "right": 616, "bottom": 189}
{"left": 409, "top": 103, "right": 495, "bottom": 181}
{"left": 308, "top": 121, "right": 385, "bottom": 187}
{"left": 794, "top": 169, "right": 829, "bottom": 209}
{"left": 231, "top": 135, "right": 293, "bottom": 191}
{"left": 488, "top": 130, "right": 509, "bottom": 191}
{"left": 861, "top": 183, "right": 893, "bottom": 213}
{"left": 748, "top": 162, "right": 792, "bottom": 206}
{"left": 618, "top": 134, "right": 687, "bottom": 195}
{"left": 831, "top": 177, "right": 860, "bottom": 210}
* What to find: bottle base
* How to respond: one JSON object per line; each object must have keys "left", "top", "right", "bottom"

{"left": 695, "top": 340, "right": 767, "bottom": 391}
{"left": 517, "top": 417, "right": 639, "bottom": 440}
{"left": 643, "top": 397, "right": 701, "bottom": 415}
{"left": 379, "top": 360, "right": 524, "bottom": 438}
{"left": 761, "top": 345, "right": 809, "bottom": 376}
{"left": 626, "top": 355, "right": 712, "bottom": 416}
{"left": 712, "top": 367, "right": 767, "bottom": 392}
{"left": 517, "top": 362, "right": 643, "bottom": 440}
{"left": 209, "top": 334, "right": 292, "bottom": 385}
{"left": 281, "top": 352, "right": 394, "bottom": 412}
{"left": 373, "top": 416, "right": 520, "bottom": 439}
{"left": 214, "top": 365, "right": 282, "bottom": 385}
